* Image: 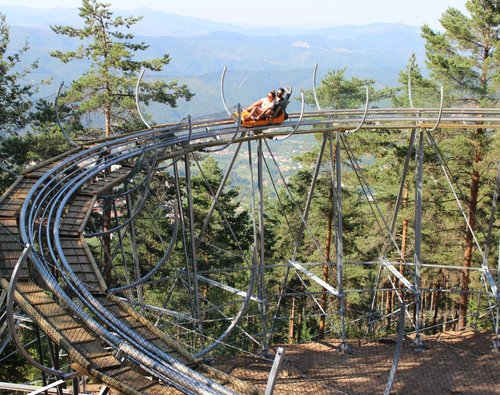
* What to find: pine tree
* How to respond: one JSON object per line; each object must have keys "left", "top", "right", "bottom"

{"left": 421, "top": 0, "right": 499, "bottom": 328}
{"left": 50, "top": 0, "right": 195, "bottom": 279}
{"left": 306, "top": 68, "right": 393, "bottom": 109}
{"left": 0, "top": 13, "right": 37, "bottom": 138}
{"left": 50, "top": 0, "right": 193, "bottom": 137}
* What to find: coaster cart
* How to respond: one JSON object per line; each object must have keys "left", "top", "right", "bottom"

{"left": 220, "top": 67, "right": 304, "bottom": 140}
{"left": 235, "top": 86, "right": 293, "bottom": 128}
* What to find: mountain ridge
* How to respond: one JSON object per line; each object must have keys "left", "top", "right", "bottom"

{"left": 1, "top": 5, "right": 423, "bottom": 37}
{"left": 2, "top": 5, "right": 425, "bottom": 121}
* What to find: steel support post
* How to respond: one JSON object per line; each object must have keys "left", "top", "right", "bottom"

{"left": 257, "top": 139, "right": 269, "bottom": 351}
{"left": 72, "top": 377, "right": 79, "bottom": 395}
{"left": 486, "top": 164, "right": 500, "bottom": 351}
{"left": 413, "top": 130, "right": 424, "bottom": 350}
{"left": 387, "top": 129, "right": 417, "bottom": 248}
{"left": 335, "top": 132, "right": 349, "bottom": 353}
{"left": 184, "top": 153, "right": 204, "bottom": 345}
{"left": 371, "top": 128, "right": 417, "bottom": 331}
{"left": 496, "top": 237, "right": 500, "bottom": 351}
{"left": 384, "top": 303, "right": 406, "bottom": 395}
{"left": 247, "top": 140, "right": 261, "bottom": 349}
{"left": 173, "top": 161, "right": 196, "bottom": 318}
{"left": 34, "top": 326, "right": 48, "bottom": 390}
{"left": 292, "top": 134, "right": 327, "bottom": 258}
{"left": 113, "top": 203, "right": 131, "bottom": 288}
{"left": 126, "top": 194, "right": 143, "bottom": 307}
{"left": 271, "top": 135, "right": 327, "bottom": 339}
{"left": 47, "top": 339, "right": 62, "bottom": 390}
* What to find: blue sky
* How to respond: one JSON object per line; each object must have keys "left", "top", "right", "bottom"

{"left": 0, "top": 0, "right": 468, "bottom": 29}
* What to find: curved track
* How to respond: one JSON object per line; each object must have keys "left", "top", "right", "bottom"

{"left": 1, "top": 106, "right": 499, "bottom": 394}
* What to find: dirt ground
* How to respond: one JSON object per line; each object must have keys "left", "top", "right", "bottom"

{"left": 218, "top": 330, "right": 499, "bottom": 395}
{"left": 78, "top": 330, "right": 499, "bottom": 395}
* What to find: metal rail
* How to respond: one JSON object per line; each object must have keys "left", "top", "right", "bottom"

{"left": 1, "top": 91, "right": 499, "bottom": 394}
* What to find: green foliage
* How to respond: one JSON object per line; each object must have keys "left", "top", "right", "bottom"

{"left": 50, "top": 0, "right": 193, "bottom": 136}
{"left": 0, "top": 12, "right": 37, "bottom": 137}
{"left": 0, "top": 99, "right": 73, "bottom": 162}
{"left": 393, "top": 54, "right": 443, "bottom": 107}
{"left": 421, "top": 0, "right": 499, "bottom": 106}
{"left": 192, "top": 156, "right": 253, "bottom": 263}
{"left": 304, "top": 68, "right": 394, "bottom": 109}
{"left": 0, "top": 98, "right": 73, "bottom": 192}
{"left": 266, "top": 69, "right": 404, "bottom": 341}
{"left": 420, "top": 0, "right": 499, "bottom": 328}
{"left": 0, "top": 342, "right": 32, "bottom": 382}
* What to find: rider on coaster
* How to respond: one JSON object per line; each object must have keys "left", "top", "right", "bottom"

{"left": 243, "top": 90, "right": 276, "bottom": 121}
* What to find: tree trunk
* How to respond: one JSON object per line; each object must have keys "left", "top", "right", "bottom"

{"left": 432, "top": 273, "right": 441, "bottom": 332}
{"left": 297, "top": 304, "right": 303, "bottom": 343}
{"left": 458, "top": 44, "right": 488, "bottom": 328}
{"left": 443, "top": 273, "right": 449, "bottom": 330}
{"left": 385, "top": 287, "right": 392, "bottom": 331}
{"left": 105, "top": 90, "right": 112, "bottom": 138}
{"left": 288, "top": 297, "right": 295, "bottom": 344}
{"left": 458, "top": 137, "right": 482, "bottom": 329}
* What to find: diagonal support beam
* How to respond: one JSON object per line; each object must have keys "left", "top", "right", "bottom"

{"left": 265, "top": 347, "right": 285, "bottom": 395}
{"left": 482, "top": 266, "right": 499, "bottom": 297}
{"left": 289, "top": 260, "right": 339, "bottom": 296}
{"left": 195, "top": 274, "right": 261, "bottom": 303}
{"left": 381, "top": 259, "right": 416, "bottom": 293}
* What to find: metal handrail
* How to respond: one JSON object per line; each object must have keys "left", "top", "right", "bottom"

{"left": 312, "top": 63, "right": 322, "bottom": 111}
{"left": 344, "top": 86, "right": 370, "bottom": 135}
{"left": 220, "top": 66, "right": 232, "bottom": 118}
{"left": 13, "top": 98, "right": 500, "bottom": 392}
{"left": 23, "top": 136, "right": 238, "bottom": 394}
{"left": 135, "top": 67, "right": 152, "bottom": 129}
{"left": 201, "top": 104, "right": 243, "bottom": 153}
{"left": 272, "top": 91, "right": 305, "bottom": 141}
{"left": 427, "top": 86, "right": 444, "bottom": 132}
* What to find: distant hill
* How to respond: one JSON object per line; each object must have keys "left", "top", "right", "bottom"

{"left": 2, "top": 5, "right": 426, "bottom": 122}
{"left": 1, "top": 5, "right": 312, "bottom": 37}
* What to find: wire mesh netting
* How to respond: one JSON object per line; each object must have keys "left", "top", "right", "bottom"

{"left": 213, "top": 330, "right": 499, "bottom": 395}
